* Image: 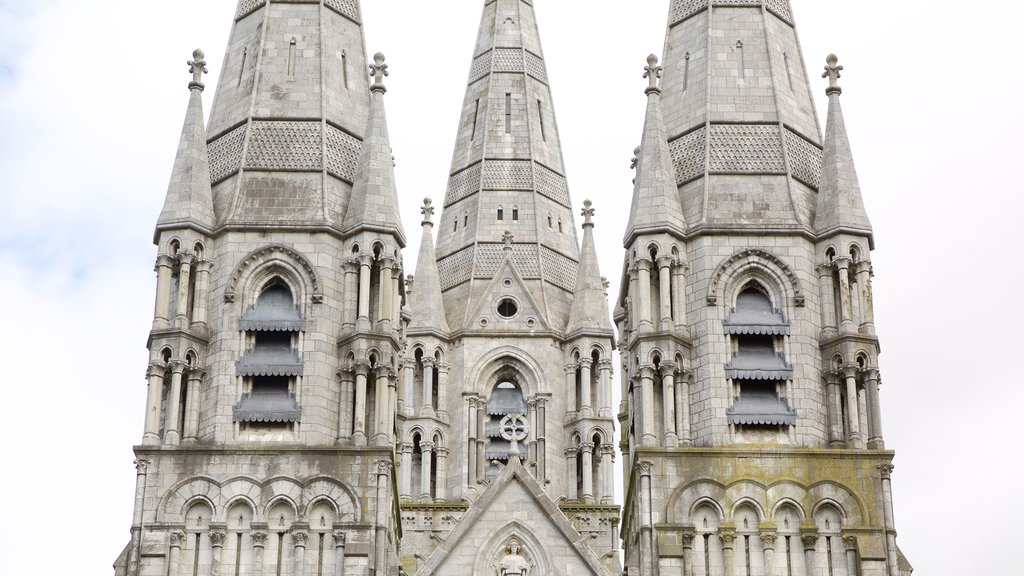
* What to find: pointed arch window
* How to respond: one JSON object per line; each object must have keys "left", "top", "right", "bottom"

{"left": 484, "top": 379, "right": 528, "bottom": 479}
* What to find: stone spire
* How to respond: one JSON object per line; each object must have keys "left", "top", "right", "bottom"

{"left": 814, "top": 54, "right": 873, "bottom": 244}
{"left": 156, "top": 49, "right": 216, "bottom": 238}
{"left": 567, "top": 200, "right": 613, "bottom": 337}
{"left": 623, "top": 55, "right": 687, "bottom": 247}
{"left": 433, "top": 0, "right": 581, "bottom": 330}
{"left": 408, "top": 198, "right": 450, "bottom": 335}
{"left": 342, "top": 53, "right": 406, "bottom": 245}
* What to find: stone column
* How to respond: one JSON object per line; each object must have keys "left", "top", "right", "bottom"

{"left": 435, "top": 448, "right": 449, "bottom": 502}
{"left": 128, "top": 459, "right": 150, "bottom": 576}
{"left": 629, "top": 267, "right": 641, "bottom": 333}
{"left": 337, "top": 369, "right": 354, "bottom": 444}
{"left": 183, "top": 368, "right": 205, "bottom": 444}
{"left": 192, "top": 259, "right": 212, "bottom": 329}
{"left": 251, "top": 531, "right": 268, "bottom": 576}
{"left": 342, "top": 259, "right": 359, "bottom": 329}
{"left": 291, "top": 530, "right": 308, "bottom": 576}
{"left": 801, "top": 532, "right": 819, "bottom": 576}
{"left": 537, "top": 397, "right": 548, "bottom": 481}
{"left": 600, "top": 445, "right": 615, "bottom": 505}
{"left": 855, "top": 261, "right": 875, "bottom": 334}
{"left": 720, "top": 529, "right": 736, "bottom": 576}
{"left": 579, "top": 359, "right": 593, "bottom": 417}
{"left": 467, "top": 397, "right": 478, "bottom": 485}
{"left": 377, "top": 258, "right": 393, "bottom": 327}
{"left": 401, "top": 359, "right": 415, "bottom": 416}
{"left": 565, "top": 364, "right": 578, "bottom": 418}
{"left": 420, "top": 441, "right": 434, "bottom": 501}
{"left": 863, "top": 369, "right": 885, "bottom": 449}
{"left": 637, "top": 461, "right": 655, "bottom": 576}
{"left": 392, "top": 266, "right": 403, "bottom": 328}
{"left": 824, "top": 371, "right": 844, "bottom": 447}
{"left": 660, "top": 363, "right": 678, "bottom": 447}
{"left": 565, "top": 448, "right": 578, "bottom": 501}
{"left": 143, "top": 363, "right": 166, "bottom": 445}
{"left": 175, "top": 251, "right": 195, "bottom": 327}
{"left": 580, "top": 442, "right": 595, "bottom": 504}
{"left": 352, "top": 363, "right": 369, "bottom": 446}
{"left": 153, "top": 254, "right": 175, "bottom": 327}
{"left": 168, "top": 530, "right": 185, "bottom": 576}
{"left": 373, "top": 367, "right": 391, "bottom": 445}
{"left": 357, "top": 255, "right": 372, "bottom": 326}
{"left": 640, "top": 365, "right": 658, "bottom": 447}
{"left": 658, "top": 256, "right": 674, "bottom": 331}
{"left": 476, "top": 401, "right": 486, "bottom": 481}
{"left": 879, "top": 464, "right": 899, "bottom": 576}
{"left": 398, "top": 442, "right": 413, "bottom": 502}
{"left": 677, "top": 369, "right": 692, "bottom": 445}
{"left": 332, "top": 531, "right": 347, "bottom": 576}
{"left": 636, "top": 258, "right": 654, "bottom": 331}
{"left": 420, "top": 357, "right": 436, "bottom": 416}
{"left": 835, "top": 258, "right": 854, "bottom": 333}
{"left": 437, "top": 363, "right": 451, "bottom": 419}
{"left": 373, "top": 461, "right": 392, "bottom": 575}
{"left": 843, "top": 536, "right": 858, "bottom": 576}
{"left": 681, "top": 532, "right": 695, "bottom": 576}
{"left": 599, "top": 360, "right": 614, "bottom": 417}
{"left": 842, "top": 366, "right": 863, "bottom": 448}
{"left": 760, "top": 530, "right": 778, "bottom": 576}
{"left": 164, "top": 361, "right": 186, "bottom": 446}
{"left": 672, "top": 261, "right": 688, "bottom": 329}
{"left": 816, "top": 264, "right": 838, "bottom": 338}
{"left": 209, "top": 530, "right": 227, "bottom": 576}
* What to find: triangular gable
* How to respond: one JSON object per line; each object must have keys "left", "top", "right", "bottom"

{"left": 465, "top": 258, "right": 551, "bottom": 332}
{"left": 414, "top": 458, "right": 612, "bottom": 576}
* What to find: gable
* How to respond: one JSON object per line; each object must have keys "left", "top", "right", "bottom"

{"left": 465, "top": 259, "right": 551, "bottom": 332}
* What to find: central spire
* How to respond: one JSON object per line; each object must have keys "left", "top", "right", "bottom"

{"left": 433, "top": 0, "right": 581, "bottom": 331}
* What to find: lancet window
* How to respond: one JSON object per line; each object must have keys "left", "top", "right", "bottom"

{"left": 484, "top": 379, "right": 528, "bottom": 480}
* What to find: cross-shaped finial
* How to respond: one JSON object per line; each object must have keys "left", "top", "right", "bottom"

{"left": 188, "top": 49, "right": 208, "bottom": 91}
{"left": 369, "top": 52, "right": 389, "bottom": 93}
{"left": 643, "top": 54, "right": 662, "bottom": 95}
{"left": 421, "top": 198, "right": 435, "bottom": 224}
{"left": 823, "top": 54, "right": 843, "bottom": 96}
{"left": 581, "top": 199, "right": 595, "bottom": 227}
{"left": 500, "top": 413, "right": 528, "bottom": 459}
{"left": 502, "top": 230, "right": 515, "bottom": 251}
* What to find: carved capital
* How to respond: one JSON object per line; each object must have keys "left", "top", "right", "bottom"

{"left": 635, "top": 460, "right": 653, "bottom": 477}
{"left": 634, "top": 257, "right": 654, "bottom": 272}
{"left": 815, "top": 263, "right": 835, "bottom": 277}
{"left": 861, "top": 368, "right": 880, "bottom": 383}
{"left": 564, "top": 448, "right": 578, "bottom": 459}
{"left": 168, "top": 360, "right": 187, "bottom": 375}
{"left": 156, "top": 254, "right": 177, "bottom": 270}
{"left": 209, "top": 530, "right": 227, "bottom": 547}
{"left": 680, "top": 531, "right": 695, "bottom": 547}
{"left": 718, "top": 529, "right": 737, "bottom": 547}
{"left": 759, "top": 529, "right": 778, "bottom": 548}
{"left": 176, "top": 250, "right": 196, "bottom": 267}
{"left": 168, "top": 530, "right": 186, "bottom": 548}
{"left": 578, "top": 358, "right": 593, "bottom": 370}
{"left": 833, "top": 256, "right": 852, "bottom": 271}
{"left": 878, "top": 463, "right": 895, "bottom": 479}
{"left": 290, "top": 530, "right": 309, "bottom": 547}
{"left": 800, "top": 532, "right": 819, "bottom": 550}
{"left": 639, "top": 364, "right": 657, "bottom": 380}
{"left": 353, "top": 361, "right": 371, "bottom": 377}
{"left": 842, "top": 535, "right": 858, "bottom": 550}
{"left": 376, "top": 459, "right": 395, "bottom": 475}
{"left": 658, "top": 362, "right": 677, "bottom": 378}
{"left": 565, "top": 363, "right": 578, "bottom": 375}
{"left": 134, "top": 459, "right": 151, "bottom": 475}
{"left": 251, "top": 531, "right": 268, "bottom": 547}
{"left": 656, "top": 255, "right": 675, "bottom": 270}
{"left": 840, "top": 364, "right": 860, "bottom": 380}
{"left": 186, "top": 367, "right": 207, "bottom": 383}
{"left": 333, "top": 530, "right": 347, "bottom": 546}
{"left": 421, "top": 357, "right": 436, "bottom": 369}
{"left": 580, "top": 442, "right": 595, "bottom": 452}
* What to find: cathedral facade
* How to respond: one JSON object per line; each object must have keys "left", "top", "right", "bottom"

{"left": 115, "top": 1, "right": 910, "bottom": 576}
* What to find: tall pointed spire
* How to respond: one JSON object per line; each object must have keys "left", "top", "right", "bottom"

{"left": 623, "top": 54, "right": 688, "bottom": 246}
{"left": 156, "top": 49, "right": 216, "bottom": 237}
{"left": 567, "top": 200, "right": 613, "bottom": 337}
{"left": 433, "top": 0, "right": 581, "bottom": 330}
{"left": 814, "top": 54, "right": 873, "bottom": 244}
{"left": 408, "top": 198, "right": 450, "bottom": 335}
{"left": 342, "top": 53, "right": 406, "bottom": 245}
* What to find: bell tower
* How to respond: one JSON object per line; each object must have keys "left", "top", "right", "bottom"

{"left": 617, "top": 2, "right": 912, "bottom": 576}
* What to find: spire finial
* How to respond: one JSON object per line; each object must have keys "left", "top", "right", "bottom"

{"left": 369, "top": 52, "right": 389, "bottom": 93}
{"left": 582, "top": 199, "right": 596, "bottom": 228}
{"left": 643, "top": 54, "right": 662, "bottom": 95}
{"left": 421, "top": 198, "right": 435, "bottom": 225}
{"left": 823, "top": 54, "right": 843, "bottom": 96}
{"left": 188, "top": 49, "right": 207, "bottom": 91}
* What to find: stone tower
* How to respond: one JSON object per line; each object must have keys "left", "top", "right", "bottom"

{"left": 115, "top": 1, "right": 408, "bottom": 574}
{"left": 396, "top": 0, "right": 620, "bottom": 574}
{"left": 617, "top": 2, "right": 912, "bottom": 576}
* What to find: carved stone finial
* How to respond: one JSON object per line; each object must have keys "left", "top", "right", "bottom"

{"left": 581, "top": 200, "right": 595, "bottom": 227}
{"left": 369, "top": 52, "right": 389, "bottom": 93}
{"left": 823, "top": 53, "right": 843, "bottom": 96}
{"left": 421, "top": 198, "right": 435, "bottom": 224}
{"left": 188, "top": 49, "right": 208, "bottom": 91}
{"left": 643, "top": 54, "right": 663, "bottom": 94}
{"left": 630, "top": 146, "right": 640, "bottom": 170}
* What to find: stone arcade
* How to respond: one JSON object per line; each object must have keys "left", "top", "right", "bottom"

{"left": 115, "top": 1, "right": 911, "bottom": 575}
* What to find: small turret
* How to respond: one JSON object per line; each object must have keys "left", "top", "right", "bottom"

{"left": 566, "top": 200, "right": 613, "bottom": 338}
{"left": 342, "top": 53, "right": 406, "bottom": 246}
{"left": 408, "top": 198, "right": 451, "bottom": 336}
{"left": 156, "top": 49, "right": 216, "bottom": 239}
{"left": 815, "top": 54, "right": 873, "bottom": 246}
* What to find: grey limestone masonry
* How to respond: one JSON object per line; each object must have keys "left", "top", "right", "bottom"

{"left": 118, "top": 0, "right": 910, "bottom": 575}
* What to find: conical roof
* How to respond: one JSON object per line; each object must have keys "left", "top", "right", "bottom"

{"left": 623, "top": 55, "right": 687, "bottom": 247}
{"left": 814, "top": 54, "right": 873, "bottom": 243}
{"left": 567, "top": 200, "right": 613, "bottom": 336}
{"left": 342, "top": 53, "right": 406, "bottom": 245}
{"left": 408, "top": 198, "right": 450, "bottom": 335}
{"left": 156, "top": 50, "right": 216, "bottom": 237}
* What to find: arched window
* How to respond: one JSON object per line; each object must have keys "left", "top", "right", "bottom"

{"left": 692, "top": 503, "right": 722, "bottom": 576}
{"left": 775, "top": 504, "right": 802, "bottom": 576}
{"left": 733, "top": 504, "right": 763, "bottom": 576}
{"left": 484, "top": 379, "right": 528, "bottom": 480}
{"left": 815, "top": 505, "right": 847, "bottom": 576}
{"left": 226, "top": 502, "right": 254, "bottom": 576}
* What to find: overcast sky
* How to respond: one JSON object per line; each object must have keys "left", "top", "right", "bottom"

{"left": 0, "top": 1, "right": 1021, "bottom": 574}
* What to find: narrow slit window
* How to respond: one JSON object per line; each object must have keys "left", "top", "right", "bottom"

{"left": 472, "top": 98, "right": 480, "bottom": 140}
{"left": 505, "top": 93, "right": 512, "bottom": 133}
{"left": 342, "top": 50, "right": 349, "bottom": 90}
{"left": 512, "top": 207, "right": 519, "bottom": 221}
{"left": 537, "top": 99, "right": 546, "bottom": 141}
{"left": 464, "top": 214, "right": 468, "bottom": 227}
{"left": 238, "top": 47, "right": 248, "bottom": 87}
{"left": 454, "top": 219, "right": 458, "bottom": 232}
{"left": 558, "top": 219, "right": 563, "bottom": 233}
{"left": 497, "top": 208, "right": 504, "bottom": 221}
{"left": 548, "top": 215, "right": 553, "bottom": 228}
{"left": 288, "top": 38, "right": 297, "bottom": 79}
